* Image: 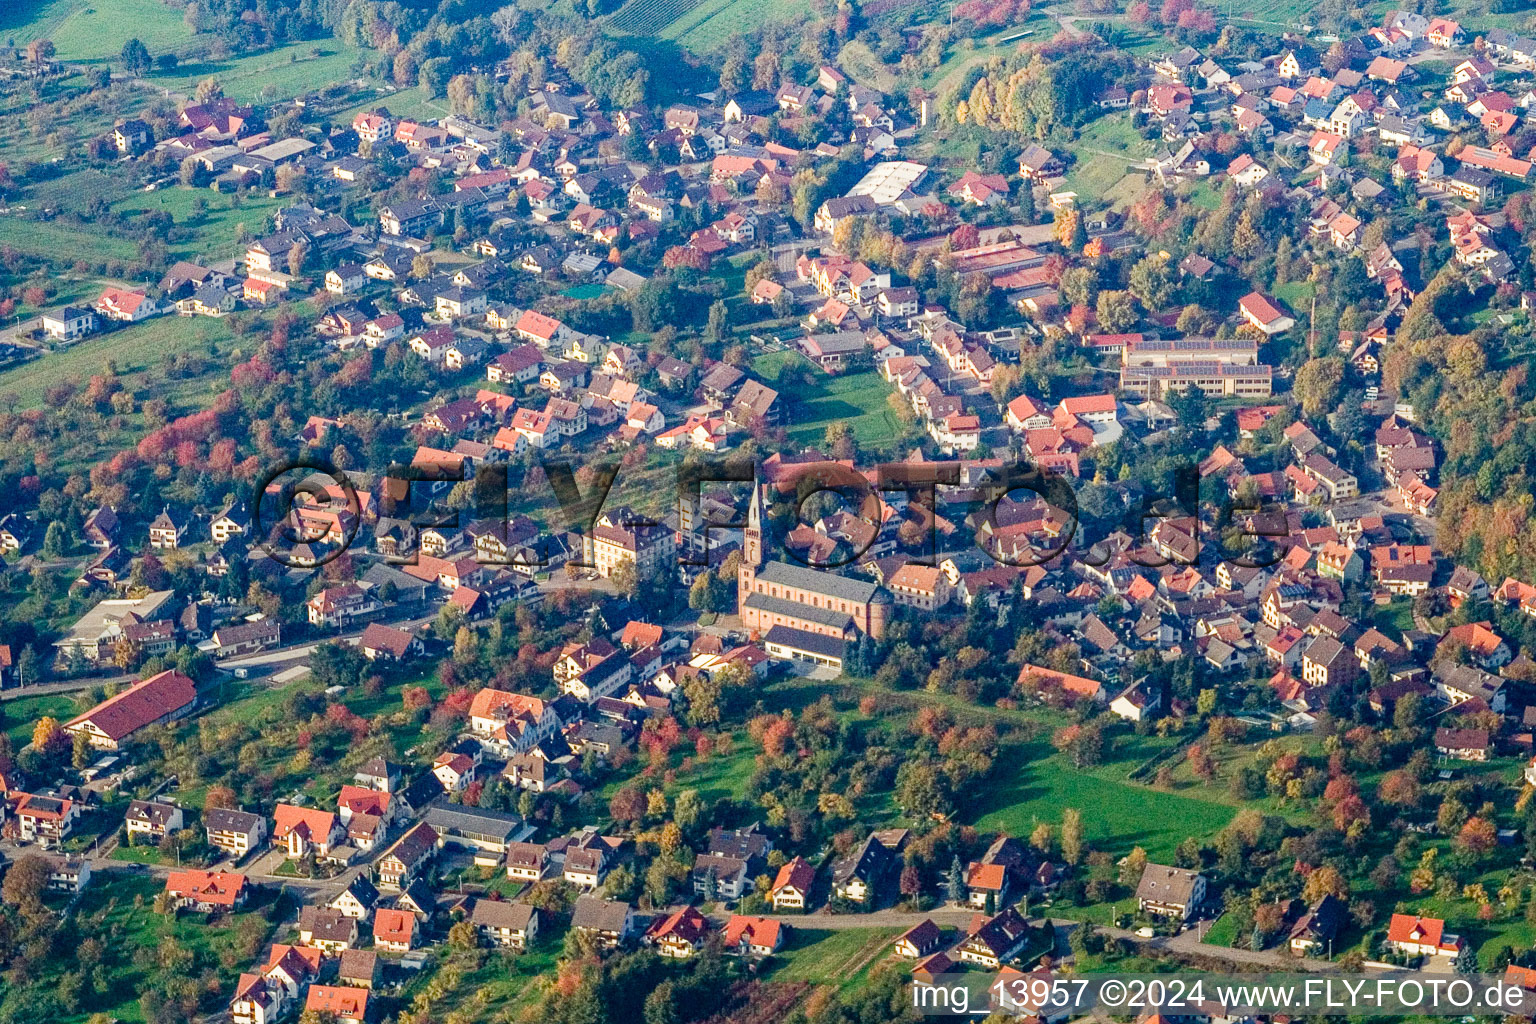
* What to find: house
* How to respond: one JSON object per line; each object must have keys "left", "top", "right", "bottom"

{"left": 65, "top": 669, "right": 198, "bottom": 751}
{"left": 41, "top": 305, "right": 97, "bottom": 341}
{"left": 165, "top": 870, "right": 249, "bottom": 912}
{"left": 954, "top": 906, "right": 1032, "bottom": 968}
{"left": 377, "top": 822, "right": 439, "bottom": 888}
{"left": 1386, "top": 913, "right": 1461, "bottom": 956}
{"left": 647, "top": 906, "right": 711, "bottom": 958}
{"left": 894, "top": 919, "right": 944, "bottom": 958}
{"left": 42, "top": 855, "right": 91, "bottom": 893}
{"left": 329, "top": 874, "right": 380, "bottom": 919}
{"left": 471, "top": 899, "right": 541, "bottom": 949}
{"left": 831, "top": 833, "right": 889, "bottom": 903}
{"left": 16, "top": 794, "right": 79, "bottom": 846}
{"left": 570, "top": 896, "right": 635, "bottom": 950}
{"left": 206, "top": 807, "right": 268, "bottom": 858}
{"left": 272, "top": 805, "right": 344, "bottom": 860}
{"left": 299, "top": 906, "right": 360, "bottom": 954}
{"left": 148, "top": 506, "right": 188, "bottom": 548}
{"left": 771, "top": 855, "right": 816, "bottom": 910}
{"left": 1136, "top": 863, "right": 1206, "bottom": 919}
{"left": 722, "top": 915, "right": 785, "bottom": 957}
{"left": 125, "top": 799, "right": 184, "bottom": 841}
{"left": 1239, "top": 292, "right": 1294, "bottom": 335}
{"left": 372, "top": 907, "right": 417, "bottom": 951}
{"left": 1289, "top": 893, "right": 1345, "bottom": 955}
{"left": 304, "top": 986, "right": 367, "bottom": 1024}
{"left": 1434, "top": 726, "right": 1491, "bottom": 761}
{"left": 358, "top": 622, "right": 422, "bottom": 662}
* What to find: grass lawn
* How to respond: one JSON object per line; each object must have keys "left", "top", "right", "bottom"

{"left": 0, "top": 215, "right": 142, "bottom": 263}
{"left": 1063, "top": 154, "right": 1135, "bottom": 206}
{"left": 1272, "top": 281, "right": 1315, "bottom": 309}
{"left": 111, "top": 842, "right": 168, "bottom": 865}
{"left": 767, "top": 927, "right": 902, "bottom": 987}
{"left": 970, "top": 731, "right": 1238, "bottom": 863}
{"left": 0, "top": 313, "right": 234, "bottom": 410}
{"left": 783, "top": 367, "right": 903, "bottom": 449}
{"left": 1371, "top": 597, "right": 1416, "bottom": 638}
{"left": 112, "top": 188, "right": 286, "bottom": 263}
{"left": 2, "top": 691, "right": 81, "bottom": 748}
{"left": 1202, "top": 911, "right": 1241, "bottom": 948}
{"left": 142, "top": 40, "right": 366, "bottom": 104}
{"left": 1, "top": 0, "right": 195, "bottom": 64}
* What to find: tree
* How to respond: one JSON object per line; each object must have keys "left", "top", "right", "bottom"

{"left": 121, "top": 38, "right": 152, "bottom": 76}
{"left": 42, "top": 520, "right": 65, "bottom": 557}
{"left": 1095, "top": 289, "right": 1138, "bottom": 332}
{"left": 1128, "top": 253, "right": 1176, "bottom": 310}
{"left": 1061, "top": 807, "right": 1085, "bottom": 865}
{"left": 447, "top": 920, "right": 479, "bottom": 950}
{"left": 26, "top": 39, "right": 56, "bottom": 65}
{"left": 946, "top": 855, "right": 965, "bottom": 904}
{"left": 32, "top": 716, "right": 65, "bottom": 753}
{"left": 1294, "top": 357, "right": 1345, "bottom": 417}
{"left": 1455, "top": 943, "right": 1480, "bottom": 974}
{"left": 194, "top": 77, "right": 222, "bottom": 103}
{"left": 609, "top": 786, "right": 646, "bottom": 824}
{"left": 2, "top": 855, "right": 48, "bottom": 911}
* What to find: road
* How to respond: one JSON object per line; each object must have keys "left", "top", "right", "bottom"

{"left": 701, "top": 902, "right": 1364, "bottom": 974}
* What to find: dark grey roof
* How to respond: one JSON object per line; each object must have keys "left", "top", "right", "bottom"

{"left": 754, "top": 560, "right": 882, "bottom": 604}
{"left": 745, "top": 592, "right": 854, "bottom": 631}
{"left": 424, "top": 804, "right": 524, "bottom": 843}
{"left": 571, "top": 895, "right": 632, "bottom": 932}
{"left": 764, "top": 624, "right": 847, "bottom": 659}
{"left": 470, "top": 898, "right": 537, "bottom": 929}
{"left": 205, "top": 807, "right": 263, "bottom": 834}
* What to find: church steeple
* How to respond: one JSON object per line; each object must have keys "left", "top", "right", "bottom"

{"left": 743, "top": 481, "right": 763, "bottom": 568}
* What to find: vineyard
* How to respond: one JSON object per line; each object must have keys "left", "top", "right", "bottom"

{"left": 607, "top": 0, "right": 708, "bottom": 37}
{"left": 608, "top": 0, "right": 808, "bottom": 50}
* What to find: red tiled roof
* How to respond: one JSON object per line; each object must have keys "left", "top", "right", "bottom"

{"left": 66, "top": 670, "right": 196, "bottom": 741}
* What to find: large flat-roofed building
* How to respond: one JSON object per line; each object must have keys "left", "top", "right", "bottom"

{"left": 736, "top": 486, "right": 891, "bottom": 639}
{"left": 1122, "top": 336, "right": 1260, "bottom": 367}
{"left": 844, "top": 161, "right": 929, "bottom": 206}
{"left": 1119, "top": 361, "right": 1274, "bottom": 400}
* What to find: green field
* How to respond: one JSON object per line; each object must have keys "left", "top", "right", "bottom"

{"left": 113, "top": 188, "right": 286, "bottom": 262}
{"left": 1, "top": 0, "right": 194, "bottom": 63}
{"left": 2, "top": 691, "right": 81, "bottom": 748}
{"left": 142, "top": 39, "right": 366, "bottom": 103}
{"left": 768, "top": 927, "right": 903, "bottom": 987}
{"left": 781, "top": 366, "right": 904, "bottom": 449}
{"left": 971, "top": 732, "right": 1238, "bottom": 863}
{"left": 663, "top": 0, "right": 808, "bottom": 51}
{"left": 0, "top": 215, "right": 141, "bottom": 263}
{"left": 0, "top": 313, "right": 234, "bottom": 409}
{"left": 609, "top": 0, "right": 709, "bottom": 37}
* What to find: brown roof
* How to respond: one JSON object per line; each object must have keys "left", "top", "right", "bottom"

{"left": 66, "top": 670, "right": 196, "bottom": 741}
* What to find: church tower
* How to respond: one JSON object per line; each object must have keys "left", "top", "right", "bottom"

{"left": 737, "top": 482, "right": 763, "bottom": 611}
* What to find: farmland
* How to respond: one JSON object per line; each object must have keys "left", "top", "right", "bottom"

{"left": 0, "top": 312, "right": 235, "bottom": 410}
{"left": 970, "top": 729, "right": 1239, "bottom": 863}
{"left": 112, "top": 189, "right": 287, "bottom": 262}
{"left": 0, "top": 215, "right": 142, "bottom": 263}
{"left": 1, "top": 0, "right": 194, "bottom": 64}
{"left": 767, "top": 927, "right": 904, "bottom": 989}
{"left": 608, "top": 0, "right": 709, "bottom": 38}
{"left": 608, "top": 0, "right": 807, "bottom": 52}
{"left": 140, "top": 40, "right": 367, "bottom": 104}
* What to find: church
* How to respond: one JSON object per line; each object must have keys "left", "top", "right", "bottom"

{"left": 737, "top": 484, "right": 891, "bottom": 640}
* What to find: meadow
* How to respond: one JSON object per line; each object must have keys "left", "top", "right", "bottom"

{"left": 0, "top": 0, "right": 193, "bottom": 63}
{"left": 970, "top": 729, "right": 1239, "bottom": 863}
{"left": 774, "top": 363, "right": 905, "bottom": 449}
{"left": 140, "top": 40, "right": 368, "bottom": 104}
{"left": 0, "top": 312, "right": 234, "bottom": 409}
